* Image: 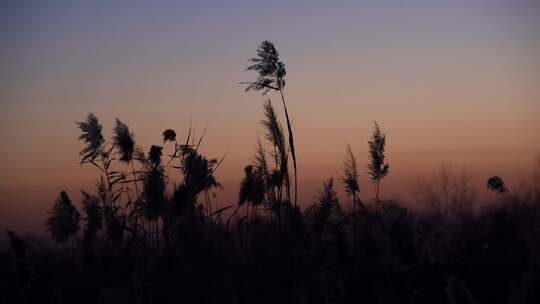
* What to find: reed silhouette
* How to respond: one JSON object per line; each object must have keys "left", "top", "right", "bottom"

{"left": 46, "top": 191, "right": 80, "bottom": 249}
{"left": 2, "top": 41, "right": 540, "bottom": 304}
{"left": 487, "top": 176, "right": 508, "bottom": 193}
{"left": 367, "top": 122, "right": 390, "bottom": 213}
{"left": 242, "top": 41, "right": 298, "bottom": 208}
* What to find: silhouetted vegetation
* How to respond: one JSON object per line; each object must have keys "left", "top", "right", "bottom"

{"left": 243, "top": 40, "right": 298, "bottom": 207}
{"left": 2, "top": 41, "right": 540, "bottom": 304}
{"left": 46, "top": 191, "right": 80, "bottom": 247}
{"left": 487, "top": 175, "right": 508, "bottom": 193}
{"left": 368, "top": 122, "right": 390, "bottom": 212}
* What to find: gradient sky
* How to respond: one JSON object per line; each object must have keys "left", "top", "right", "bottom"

{"left": 1, "top": 0, "right": 539, "bottom": 235}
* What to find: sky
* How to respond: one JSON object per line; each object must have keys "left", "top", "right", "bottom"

{"left": 1, "top": 0, "right": 539, "bottom": 235}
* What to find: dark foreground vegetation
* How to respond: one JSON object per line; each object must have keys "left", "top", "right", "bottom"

{"left": 2, "top": 41, "right": 540, "bottom": 304}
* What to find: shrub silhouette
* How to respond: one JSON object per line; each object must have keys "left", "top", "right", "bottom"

{"left": 416, "top": 164, "right": 476, "bottom": 219}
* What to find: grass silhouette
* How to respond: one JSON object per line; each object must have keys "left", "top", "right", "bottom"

{"left": 1, "top": 41, "right": 540, "bottom": 304}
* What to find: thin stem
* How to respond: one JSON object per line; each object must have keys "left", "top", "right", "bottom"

{"left": 352, "top": 192, "right": 357, "bottom": 259}
{"left": 376, "top": 179, "right": 380, "bottom": 213}
{"left": 248, "top": 203, "right": 251, "bottom": 246}
{"left": 100, "top": 154, "right": 114, "bottom": 208}
{"left": 279, "top": 88, "right": 298, "bottom": 207}
{"left": 130, "top": 160, "right": 140, "bottom": 198}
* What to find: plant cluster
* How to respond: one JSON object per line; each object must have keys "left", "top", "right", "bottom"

{"left": 2, "top": 41, "right": 540, "bottom": 304}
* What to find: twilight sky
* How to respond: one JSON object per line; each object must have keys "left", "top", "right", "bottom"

{"left": 1, "top": 0, "right": 539, "bottom": 234}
